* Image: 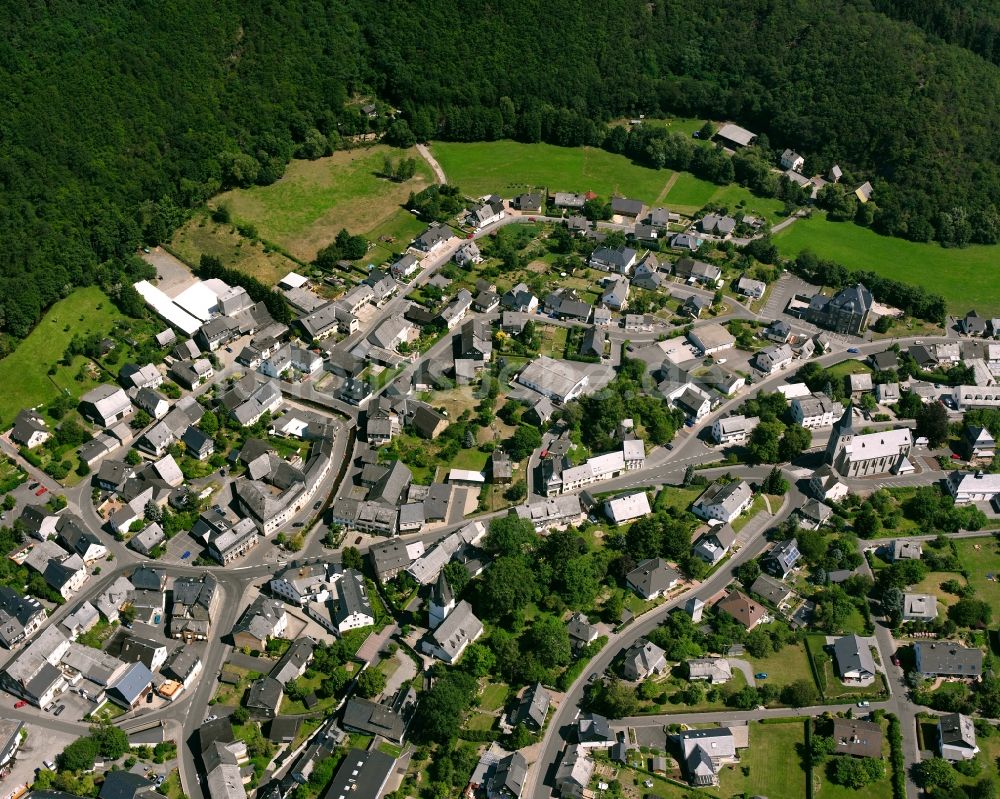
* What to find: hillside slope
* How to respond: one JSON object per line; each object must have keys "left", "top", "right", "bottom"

{"left": 2, "top": 0, "right": 1000, "bottom": 341}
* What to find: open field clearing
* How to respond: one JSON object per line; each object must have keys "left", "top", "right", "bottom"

{"left": 775, "top": 212, "right": 1000, "bottom": 315}
{"left": 209, "top": 145, "right": 433, "bottom": 261}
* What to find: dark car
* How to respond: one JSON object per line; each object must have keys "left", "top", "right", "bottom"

{"left": 847, "top": 347, "right": 860, "bottom": 354}
{"left": 293, "top": 522, "right": 304, "bottom": 527}
{"left": 313, "top": 501, "right": 321, "bottom": 510}
{"left": 53, "top": 705, "right": 65, "bottom": 716}
{"left": 146, "top": 692, "right": 154, "bottom": 703}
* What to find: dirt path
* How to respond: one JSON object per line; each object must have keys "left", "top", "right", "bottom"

{"left": 417, "top": 143, "right": 447, "bottom": 185}
{"left": 654, "top": 171, "right": 679, "bottom": 205}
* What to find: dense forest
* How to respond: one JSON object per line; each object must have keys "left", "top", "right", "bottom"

{"left": 4, "top": 0, "right": 1000, "bottom": 343}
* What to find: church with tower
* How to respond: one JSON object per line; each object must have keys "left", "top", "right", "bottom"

{"left": 825, "top": 404, "right": 914, "bottom": 478}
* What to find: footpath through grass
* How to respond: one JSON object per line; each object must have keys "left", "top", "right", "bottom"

{"left": 0, "top": 286, "right": 123, "bottom": 425}
{"left": 774, "top": 211, "right": 1000, "bottom": 315}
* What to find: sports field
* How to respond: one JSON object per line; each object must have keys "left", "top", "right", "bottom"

{"left": 430, "top": 140, "right": 672, "bottom": 202}
{"left": 0, "top": 286, "right": 122, "bottom": 424}
{"left": 210, "top": 145, "right": 433, "bottom": 261}
{"left": 775, "top": 212, "right": 1000, "bottom": 315}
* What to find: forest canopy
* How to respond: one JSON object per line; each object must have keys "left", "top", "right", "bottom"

{"left": 4, "top": 0, "right": 1000, "bottom": 343}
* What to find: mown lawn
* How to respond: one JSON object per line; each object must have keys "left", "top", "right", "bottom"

{"left": 744, "top": 640, "right": 815, "bottom": 691}
{"left": 0, "top": 286, "right": 123, "bottom": 426}
{"left": 953, "top": 537, "right": 1000, "bottom": 608}
{"left": 717, "top": 721, "right": 808, "bottom": 799}
{"left": 211, "top": 145, "right": 433, "bottom": 261}
{"left": 663, "top": 172, "right": 788, "bottom": 221}
{"left": 431, "top": 140, "right": 672, "bottom": 203}
{"left": 774, "top": 211, "right": 1000, "bottom": 315}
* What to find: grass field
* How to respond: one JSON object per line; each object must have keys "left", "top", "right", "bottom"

{"left": 211, "top": 145, "right": 433, "bottom": 261}
{"left": 171, "top": 212, "right": 301, "bottom": 286}
{"left": 479, "top": 682, "right": 509, "bottom": 713}
{"left": 717, "top": 720, "right": 808, "bottom": 799}
{"left": 430, "top": 140, "right": 672, "bottom": 203}
{"left": 908, "top": 571, "right": 962, "bottom": 608}
{"left": 953, "top": 537, "right": 1000, "bottom": 608}
{"left": 664, "top": 173, "right": 789, "bottom": 221}
{"left": 745, "top": 641, "right": 815, "bottom": 692}
{"left": 774, "top": 212, "right": 1000, "bottom": 315}
{"left": 0, "top": 286, "right": 123, "bottom": 425}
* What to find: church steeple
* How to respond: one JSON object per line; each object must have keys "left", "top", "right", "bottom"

{"left": 825, "top": 403, "right": 855, "bottom": 465}
{"left": 428, "top": 570, "right": 455, "bottom": 629}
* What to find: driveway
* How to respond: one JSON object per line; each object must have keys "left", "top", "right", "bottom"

{"left": 728, "top": 658, "right": 757, "bottom": 687}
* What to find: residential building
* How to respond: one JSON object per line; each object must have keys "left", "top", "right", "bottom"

{"left": 120, "top": 634, "right": 168, "bottom": 672}
{"left": 762, "top": 538, "right": 800, "bottom": 579}
{"left": 711, "top": 415, "right": 759, "bottom": 445}
{"left": 0, "top": 587, "right": 45, "bottom": 649}
{"left": 780, "top": 149, "right": 805, "bottom": 171}
{"left": 964, "top": 425, "right": 996, "bottom": 461}
{"left": 611, "top": 196, "right": 644, "bottom": 218}
{"left": 622, "top": 639, "right": 666, "bottom": 681}
{"left": 716, "top": 591, "right": 766, "bottom": 630}
{"left": 10, "top": 409, "right": 50, "bottom": 449}
{"left": 246, "top": 676, "right": 283, "bottom": 720}
{"left": 831, "top": 718, "right": 882, "bottom": 758}
{"left": 914, "top": 642, "right": 983, "bottom": 678}
{"left": 903, "top": 592, "right": 938, "bottom": 622}
{"left": 692, "top": 480, "right": 753, "bottom": 524}
{"left": 467, "top": 198, "right": 505, "bottom": 229}
{"left": 334, "top": 570, "right": 375, "bottom": 633}
{"left": 324, "top": 749, "right": 396, "bottom": 799}
{"left": 833, "top": 634, "right": 876, "bottom": 684}
{"left": 342, "top": 691, "right": 412, "bottom": 743}
{"left": 700, "top": 214, "right": 736, "bottom": 238}
{"left": 947, "top": 470, "right": 1000, "bottom": 504}
{"left": 751, "top": 574, "right": 793, "bottom": 607}
{"left": 736, "top": 276, "right": 766, "bottom": 299}
{"left": 674, "top": 257, "right": 721, "bottom": 285}
{"left": 232, "top": 596, "right": 288, "bottom": 650}
{"left": 791, "top": 393, "right": 843, "bottom": 428}
{"left": 80, "top": 385, "right": 133, "bottom": 427}
{"left": 677, "top": 727, "right": 740, "bottom": 786}
{"left": 876, "top": 382, "right": 900, "bottom": 404}
{"left": 604, "top": 491, "right": 651, "bottom": 525}
{"left": 939, "top": 713, "right": 980, "bottom": 761}
{"left": 687, "top": 658, "right": 732, "bottom": 685}
{"left": 756, "top": 343, "right": 794, "bottom": 374}
{"left": 566, "top": 612, "right": 599, "bottom": 649}
{"left": 513, "top": 192, "right": 543, "bottom": 212}
{"left": 128, "top": 522, "right": 165, "bottom": 557}
{"left": 891, "top": 540, "right": 922, "bottom": 561}
{"left": 810, "top": 464, "right": 850, "bottom": 502}
{"left": 514, "top": 495, "right": 584, "bottom": 531}
{"left": 369, "top": 539, "right": 421, "bottom": 584}
{"left": 953, "top": 385, "right": 1000, "bottom": 410}
{"left": 170, "top": 574, "right": 220, "bottom": 641}
{"left": 554, "top": 744, "right": 594, "bottom": 798}
{"left": 590, "top": 246, "right": 637, "bottom": 274}
{"left": 107, "top": 661, "right": 154, "bottom": 709}
{"left": 626, "top": 558, "right": 680, "bottom": 600}
{"left": 512, "top": 683, "right": 551, "bottom": 732}
{"left": 693, "top": 525, "right": 736, "bottom": 565}
{"left": 439, "top": 289, "right": 474, "bottom": 330}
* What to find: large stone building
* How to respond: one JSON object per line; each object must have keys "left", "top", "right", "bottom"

{"left": 824, "top": 405, "right": 913, "bottom": 477}
{"left": 806, "top": 283, "right": 873, "bottom": 335}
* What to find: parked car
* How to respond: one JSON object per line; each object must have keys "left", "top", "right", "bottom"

{"left": 13, "top": 700, "right": 26, "bottom": 709}
{"left": 847, "top": 347, "right": 860, "bottom": 354}
{"left": 53, "top": 705, "right": 65, "bottom": 716}
{"left": 43, "top": 761, "right": 56, "bottom": 771}
{"left": 35, "top": 486, "right": 47, "bottom": 496}
{"left": 181, "top": 550, "right": 191, "bottom": 559}
{"left": 354, "top": 536, "right": 362, "bottom": 545}
{"left": 313, "top": 501, "right": 322, "bottom": 510}
{"left": 293, "top": 522, "right": 304, "bottom": 527}
{"left": 857, "top": 701, "right": 870, "bottom": 708}
{"left": 755, "top": 673, "right": 768, "bottom": 679}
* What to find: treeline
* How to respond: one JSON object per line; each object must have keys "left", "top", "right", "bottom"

{"left": 5, "top": 0, "right": 1000, "bottom": 346}
{"left": 789, "top": 250, "right": 948, "bottom": 323}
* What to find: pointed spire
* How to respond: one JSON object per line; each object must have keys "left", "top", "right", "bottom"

{"left": 837, "top": 402, "right": 855, "bottom": 432}
{"left": 432, "top": 570, "right": 454, "bottom": 607}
